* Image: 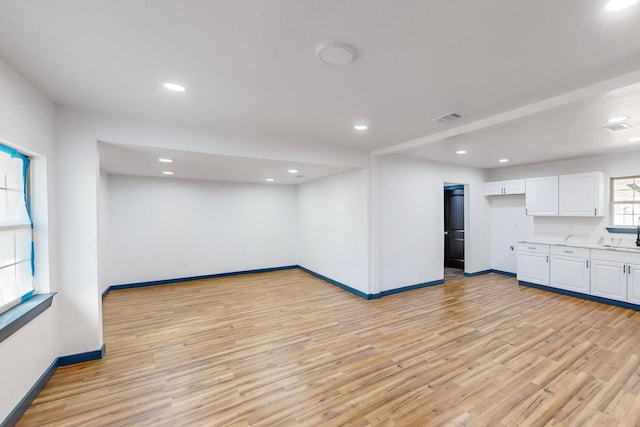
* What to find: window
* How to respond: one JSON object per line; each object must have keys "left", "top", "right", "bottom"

{"left": 0, "top": 144, "right": 33, "bottom": 315}
{"left": 611, "top": 175, "right": 640, "bottom": 227}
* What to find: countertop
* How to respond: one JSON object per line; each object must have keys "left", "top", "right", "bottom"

{"left": 518, "top": 238, "right": 640, "bottom": 254}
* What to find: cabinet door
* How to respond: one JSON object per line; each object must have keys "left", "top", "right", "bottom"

{"left": 591, "top": 259, "right": 627, "bottom": 302}
{"left": 525, "top": 176, "right": 558, "bottom": 216}
{"left": 504, "top": 179, "right": 525, "bottom": 195}
{"left": 559, "top": 172, "right": 604, "bottom": 217}
{"left": 550, "top": 255, "right": 590, "bottom": 294}
{"left": 517, "top": 251, "right": 549, "bottom": 285}
{"left": 485, "top": 181, "right": 504, "bottom": 196}
{"left": 627, "top": 263, "right": 640, "bottom": 305}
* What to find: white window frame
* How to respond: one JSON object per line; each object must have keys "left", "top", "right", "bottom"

{"left": 610, "top": 175, "right": 640, "bottom": 228}
{"left": 0, "top": 144, "right": 33, "bottom": 315}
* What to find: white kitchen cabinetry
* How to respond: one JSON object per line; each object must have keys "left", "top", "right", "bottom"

{"left": 517, "top": 243, "right": 550, "bottom": 286}
{"left": 628, "top": 263, "right": 640, "bottom": 305}
{"left": 549, "top": 246, "right": 590, "bottom": 294}
{"left": 558, "top": 172, "right": 605, "bottom": 217}
{"left": 485, "top": 179, "right": 525, "bottom": 196}
{"left": 525, "top": 176, "right": 558, "bottom": 216}
{"left": 590, "top": 249, "right": 640, "bottom": 302}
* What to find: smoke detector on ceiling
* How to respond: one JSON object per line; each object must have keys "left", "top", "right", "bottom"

{"left": 433, "top": 112, "right": 462, "bottom": 123}
{"left": 316, "top": 42, "right": 355, "bottom": 65}
{"left": 603, "top": 123, "right": 632, "bottom": 132}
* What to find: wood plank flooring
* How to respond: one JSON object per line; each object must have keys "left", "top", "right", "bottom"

{"left": 16, "top": 269, "right": 640, "bottom": 426}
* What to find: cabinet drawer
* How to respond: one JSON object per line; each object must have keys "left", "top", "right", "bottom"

{"left": 550, "top": 246, "right": 590, "bottom": 258}
{"left": 591, "top": 249, "right": 640, "bottom": 264}
{"left": 517, "top": 243, "right": 549, "bottom": 253}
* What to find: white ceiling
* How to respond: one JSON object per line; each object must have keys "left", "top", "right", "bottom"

{"left": 2, "top": 0, "right": 640, "bottom": 178}
{"left": 99, "top": 142, "right": 359, "bottom": 184}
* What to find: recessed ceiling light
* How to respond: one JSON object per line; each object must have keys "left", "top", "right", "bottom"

{"left": 162, "top": 171, "right": 174, "bottom": 175}
{"left": 288, "top": 169, "right": 299, "bottom": 174}
{"left": 605, "top": 0, "right": 638, "bottom": 11}
{"left": 163, "top": 82, "right": 186, "bottom": 92}
{"left": 158, "top": 158, "right": 173, "bottom": 163}
{"left": 607, "top": 115, "right": 629, "bottom": 123}
{"left": 498, "top": 158, "right": 509, "bottom": 163}
{"left": 628, "top": 137, "right": 640, "bottom": 142}
{"left": 266, "top": 178, "right": 275, "bottom": 182}
{"left": 456, "top": 150, "right": 467, "bottom": 155}
{"left": 354, "top": 124, "right": 368, "bottom": 130}
{"left": 316, "top": 42, "right": 355, "bottom": 65}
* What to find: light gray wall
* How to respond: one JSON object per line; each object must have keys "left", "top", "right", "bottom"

{"left": 105, "top": 175, "right": 298, "bottom": 286}
{"left": 376, "top": 154, "right": 492, "bottom": 291}
{"left": 298, "top": 169, "right": 369, "bottom": 293}
{"left": 0, "top": 57, "right": 57, "bottom": 422}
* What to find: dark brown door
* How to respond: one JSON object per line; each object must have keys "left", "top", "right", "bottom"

{"left": 444, "top": 187, "right": 465, "bottom": 269}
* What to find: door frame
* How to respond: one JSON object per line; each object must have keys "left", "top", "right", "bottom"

{"left": 443, "top": 182, "right": 470, "bottom": 278}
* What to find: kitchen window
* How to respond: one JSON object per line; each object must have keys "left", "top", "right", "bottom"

{"left": 610, "top": 175, "right": 640, "bottom": 227}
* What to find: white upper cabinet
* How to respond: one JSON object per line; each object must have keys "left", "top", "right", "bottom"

{"left": 525, "top": 171, "right": 605, "bottom": 217}
{"left": 558, "top": 172, "right": 605, "bottom": 217}
{"left": 485, "top": 179, "right": 525, "bottom": 196}
{"left": 525, "top": 176, "right": 559, "bottom": 216}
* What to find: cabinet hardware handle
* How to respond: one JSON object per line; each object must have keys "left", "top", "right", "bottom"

{"left": 528, "top": 247, "right": 536, "bottom": 250}
{"left": 586, "top": 260, "right": 589, "bottom": 268}
{"left": 629, "top": 264, "right": 632, "bottom": 275}
{"left": 564, "top": 250, "right": 573, "bottom": 254}
{"left": 624, "top": 265, "right": 626, "bottom": 273}
{"left": 546, "top": 255, "right": 549, "bottom": 263}
{"left": 594, "top": 208, "right": 597, "bottom": 216}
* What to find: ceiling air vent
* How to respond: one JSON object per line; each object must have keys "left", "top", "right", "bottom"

{"left": 433, "top": 112, "right": 462, "bottom": 123}
{"left": 604, "top": 123, "right": 632, "bottom": 132}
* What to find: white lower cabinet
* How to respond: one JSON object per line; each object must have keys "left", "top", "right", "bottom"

{"left": 628, "top": 263, "right": 640, "bottom": 305}
{"left": 590, "top": 249, "right": 640, "bottom": 303}
{"left": 519, "top": 243, "right": 640, "bottom": 307}
{"left": 517, "top": 243, "right": 549, "bottom": 286}
{"left": 590, "top": 259, "right": 627, "bottom": 302}
{"left": 549, "top": 246, "right": 590, "bottom": 294}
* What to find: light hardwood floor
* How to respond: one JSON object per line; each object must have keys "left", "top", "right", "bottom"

{"left": 17, "top": 269, "right": 640, "bottom": 426}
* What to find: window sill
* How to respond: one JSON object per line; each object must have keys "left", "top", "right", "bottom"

{"left": 606, "top": 227, "right": 639, "bottom": 234}
{"left": 0, "top": 293, "right": 56, "bottom": 345}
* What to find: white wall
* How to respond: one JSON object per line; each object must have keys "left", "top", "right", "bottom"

{"left": 0, "top": 57, "right": 57, "bottom": 422}
{"left": 53, "top": 106, "right": 369, "bottom": 360}
{"left": 105, "top": 175, "right": 298, "bottom": 286}
{"left": 298, "top": 169, "right": 369, "bottom": 294}
{"left": 98, "top": 171, "right": 109, "bottom": 294}
{"left": 376, "top": 154, "right": 492, "bottom": 292}
{"left": 487, "top": 149, "right": 640, "bottom": 272}
{"left": 55, "top": 110, "right": 103, "bottom": 357}
{"left": 488, "top": 195, "right": 533, "bottom": 273}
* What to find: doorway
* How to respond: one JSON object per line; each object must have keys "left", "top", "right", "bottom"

{"left": 444, "top": 185, "right": 465, "bottom": 279}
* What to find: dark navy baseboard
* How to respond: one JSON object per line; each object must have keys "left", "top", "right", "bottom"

{"left": 463, "top": 269, "right": 492, "bottom": 277}
{"left": 462, "top": 269, "right": 515, "bottom": 278}
{"left": 380, "top": 279, "right": 444, "bottom": 297}
{"left": 104, "top": 265, "right": 298, "bottom": 295}
{"left": 519, "top": 281, "right": 640, "bottom": 311}
{"left": 297, "top": 266, "right": 375, "bottom": 299}
{"left": 489, "top": 269, "right": 517, "bottom": 277}
{"left": 2, "top": 345, "right": 105, "bottom": 427}
{"left": 58, "top": 343, "right": 106, "bottom": 366}
{"left": 2, "top": 359, "right": 58, "bottom": 427}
